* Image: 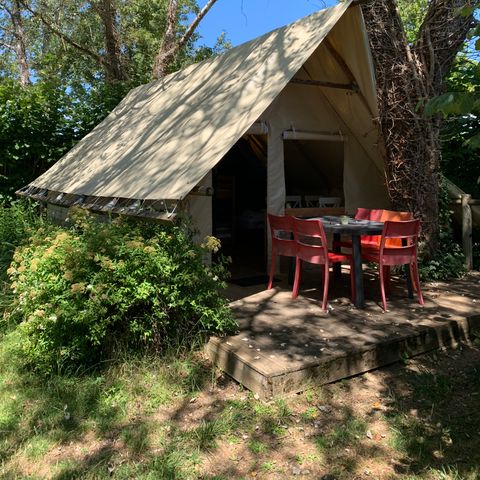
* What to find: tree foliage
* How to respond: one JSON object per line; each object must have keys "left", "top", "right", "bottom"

{"left": 439, "top": 56, "right": 480, "bottom": 196}
{"left": 362, "top": 0, "right": 476, "bottom": 256}
{"left": 0, "top": 80, "right": 74, "bottom": 195}
{"left": 0, "top": 79, "right": 131, "bottom": 195}
{"left": 0, "top": 0, "right": 226, "bottom": 194}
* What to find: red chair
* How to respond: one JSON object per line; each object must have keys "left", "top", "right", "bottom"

{"left": 292, "top": 218, "right": 355, "bottom": 311}
{"left": 267, "top": 214, "right": 297, "bottom": 290}
{"left": 362, "top": 220, "right": 424, "bottom": 311}
{"left": 334, "top": 208, "right": 413, "bottom": 252}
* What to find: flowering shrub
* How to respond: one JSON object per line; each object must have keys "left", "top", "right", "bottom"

{"left": 7, "top": 208, "right": 235, "bottom": 374}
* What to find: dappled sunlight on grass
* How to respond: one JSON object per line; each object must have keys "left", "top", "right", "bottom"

{"left": 1, "top": 318, "right": 480, "bottom": 479}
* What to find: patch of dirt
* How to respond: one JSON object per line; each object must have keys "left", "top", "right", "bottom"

{"left": 10, "top": 343, "right": 480, "bottom": 479}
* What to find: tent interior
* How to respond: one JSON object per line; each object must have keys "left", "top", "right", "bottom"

{"left": 284, "top": 139, "right": 344, "bottom": 202}
{"left": 212, "top": 135, "right": 267, "bottom": 279}
{"left": 211, "top": 136, "right": 346, "bottom": 280}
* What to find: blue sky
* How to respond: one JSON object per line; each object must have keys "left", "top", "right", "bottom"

{"left": 197, "top": 0, "right": 338, "bottom": 47}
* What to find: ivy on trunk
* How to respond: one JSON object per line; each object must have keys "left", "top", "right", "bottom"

{"left": 362, "top": 0, "right": 475, "bottom": 256}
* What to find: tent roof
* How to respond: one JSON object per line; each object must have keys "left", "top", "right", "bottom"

{"left": 23, "top": 1, "right": 356, "bottom": 203}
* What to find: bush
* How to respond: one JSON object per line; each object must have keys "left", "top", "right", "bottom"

{"left": 0, "top": 197, "right": 42, "bottom": 280}
{"left": 418, "top": 241, "right": 466, "bottom": 281}
{"left": 418, "top": 178, "right": 467, "bottom": 281}
{"left": 6, "top": 208, "right": 236, "bottom": 374}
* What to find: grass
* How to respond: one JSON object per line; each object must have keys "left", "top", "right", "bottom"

{"left": 2, "top": 277, "right": 480, "bottom": 479}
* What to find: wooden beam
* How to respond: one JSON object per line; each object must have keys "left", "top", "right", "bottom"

{"left": 290, "top": 78, "right": 359, "bottom": 92}
{"left": 450, "top": 198, "right": 480, "bottom": 206}
{"left": 244, "top": 122, "right": 269, "bottom": 136}
{"left": 283, "top": 130, "right": 347, "bottom": 142}
{"left": 323, "top": 38, "right": 374, "bottom": 118}
{"left": 188, "top": 185, "right": 214, "bottom": 197}
{"left": 350, "top": 0, "right": 369, "bottom": 7}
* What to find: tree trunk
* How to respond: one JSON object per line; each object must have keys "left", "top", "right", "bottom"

{"left": 10, "top": 0, "right": 31, "bottom": 86}
{"left": 152, "top": 0, "right": 179, "bottom": 79}
{"left": 362, "top": 0, "right": 474, "bottom": 256}
{"left": 152, "top": 0, "right": 218, "bottom": 79}
{"left": 94, "top": 0, "right": 127, "bottom": 82}
{"left": 414, "top": 0, "right": 475, "bottom": 96}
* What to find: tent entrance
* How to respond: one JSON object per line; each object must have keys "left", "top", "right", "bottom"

{"left": 212, "top": 135, "right": 267, "bottom": 279}
{"left": 283, "top": 139, "right": 345, "bottom": 205}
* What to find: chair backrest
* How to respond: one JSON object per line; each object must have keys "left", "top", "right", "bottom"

{"left": 318, "top": 197, "right": 342, "bottom": 207}
{"left": 355, "top": 208, "right": 413, "bottom": 247}
{"left": 292, "top": 218, "right": 329, "bottom": 265}
{"left": 268, "top": 214, "right": 297, "bottom": 257}
{"left": 304, "top": 195, "right": 319, "bottom": 208}
{"left": 285, "top": 195, "right": 302, "bottom": 208}
{"left": 380, "top": 219, "right": 420, "bottom": 265}
{"left": 380, "top": 210, "right": 414, "bottom": 247}
{"left": 355, "top": 208, "right": 382, "bottom": 221}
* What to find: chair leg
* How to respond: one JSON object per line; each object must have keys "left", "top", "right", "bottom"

{"left": 410, "top": 267, "right": 418, "bottom": 293}
{"left": 384, "top": 266, "right": 391, "bottom": 296}
{"left": 379, "top": 264, "right": 388, "bottom": 311}
{"left": 411, "top": 262, "right": 424, "bottom": 305}
{"left": 267, "top": 247, "right": 276, "bottom": 290}
{"left": 292, "top": 258, "right": 302, "bottom": 299}
{"left": 321, "top": 262, "right": 330, "bottom": 311}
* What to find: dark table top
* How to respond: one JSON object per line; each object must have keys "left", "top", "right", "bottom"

{"left": 311, "top": 216, "right": 384, "bottom": 235}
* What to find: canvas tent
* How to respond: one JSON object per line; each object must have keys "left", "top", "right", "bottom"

{"left": 19, "top": 0, "right": 389, "bottom": 255}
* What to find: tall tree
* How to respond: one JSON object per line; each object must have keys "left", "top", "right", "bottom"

{"left": 362, "top": 0, "right": 475, "bottom": 254}
{"left": 21, "top": 0, "right": 127, "bottom": 84}
{"left": 19, "top": 0, "right": 220, "bottom": 84}
{"left": 0, "top": 0, "right": 226, "bottom": 193}
{"left": 92, "top": 0, "right": 127, "bottom": 81}
{"left": 0, "top": 0, "right": 31, "bottom": 85}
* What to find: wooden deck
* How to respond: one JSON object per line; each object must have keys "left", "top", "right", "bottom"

{"left": 206, "top": 271, "right": 480, "bottom": 399}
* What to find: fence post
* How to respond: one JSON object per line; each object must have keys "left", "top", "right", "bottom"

{"left": 461, "top": 194, "right": 473, "bottom": 270}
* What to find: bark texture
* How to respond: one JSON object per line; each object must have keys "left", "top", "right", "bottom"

{"left": 21, "top": 0, "right": 126, "bottom": 83}
{"left": 93, "top": 0, "right": 127, "bottom": 81}
{"left": 1, "top": 0, "right": 31, "bottom": 85}
{"left": 362, "top": 0, "right": 474, "bottom": 255}
{"left": 152, "top": 0, "right": 218, "bottom": 79}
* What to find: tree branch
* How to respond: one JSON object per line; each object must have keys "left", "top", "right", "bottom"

{"left": 152, "top": 0, "right": 218, "bottom": 79}
{"left": 19, "top": 0, "right": 104, "bottom": 66}
{"left": 92, "top": 0, "right": 127, "bottom": 81}
{"left": 414, "top": 0, "right": 475, "bottom": 96}
{"left": 176, "top": 0, "right": 218, "bottom": 53}
{"left": 0, "top": 39, "right": 15, "bottom": 50}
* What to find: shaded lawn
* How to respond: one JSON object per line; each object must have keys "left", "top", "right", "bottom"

{"left": 1, "top": 310, "right": 480, "bottom": 479}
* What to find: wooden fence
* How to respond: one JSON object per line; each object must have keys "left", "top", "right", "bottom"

{"left": 449, "top": 193, "right": 479, "bottom": 270}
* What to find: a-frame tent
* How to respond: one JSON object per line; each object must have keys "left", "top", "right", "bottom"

{"left": 19, "top": 0, "right": 389, "bottom": 244}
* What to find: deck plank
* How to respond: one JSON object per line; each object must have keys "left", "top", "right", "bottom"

{"left": 207, "top": 273, "right": 480, "bottom": 399}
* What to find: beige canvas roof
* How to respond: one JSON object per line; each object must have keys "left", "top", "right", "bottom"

{"left": 24, "top": 1, "right": 355, "bottom": 202}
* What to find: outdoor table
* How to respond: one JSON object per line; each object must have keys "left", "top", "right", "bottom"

{"left": 315, "top": 216, "right": 384, "bottom": 309}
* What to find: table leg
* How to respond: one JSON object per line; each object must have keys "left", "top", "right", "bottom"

{"left": 352, "top": 234, "right": 365, "bottom": 308}
{"left": 333, "top": 233, "right": 341, "bottom": 279}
